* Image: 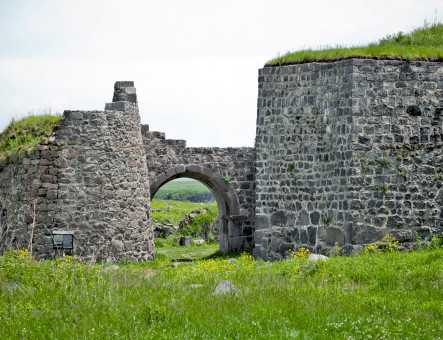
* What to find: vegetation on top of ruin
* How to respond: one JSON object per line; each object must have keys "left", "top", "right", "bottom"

{"left": 266, "top": 21, "right": 443, "bottom": 66}
{"left": 0, "top": 114, "right": 62, "bottom": 167}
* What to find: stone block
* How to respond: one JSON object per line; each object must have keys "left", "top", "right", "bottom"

{"left": 255, "top": 214, "right": 269, "bottom": 229}
{"left": 112, "top": 240, "right": 124, "bottom": 252}
{"left": 230, "top": 237, "right": 244, "bottom": 253}
{"left": 325, "top": 227, "right": 346, "bottom": 247}
{"left": 270, "top": 211, "right": 286, "bottom": 226}
{"left": 298, "top": 210, "right": 309, "bottom": 226}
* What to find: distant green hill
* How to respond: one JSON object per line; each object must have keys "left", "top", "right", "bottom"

{"left": 155, "top": 179, "right": 215, "bottom": 203}
{"left": 267, "top": 21, "right": 443, "bottom": 66}
{"left": 151, "top": 199, "right": 217, "bottom": 226}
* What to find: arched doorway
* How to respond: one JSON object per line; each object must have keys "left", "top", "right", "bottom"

{"left": 150, "top": 165, "right": 241, "bottom": 254}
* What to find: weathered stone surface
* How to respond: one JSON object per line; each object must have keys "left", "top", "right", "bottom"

{"left": 2, "top": 62, "right": 442, "bottom": 262}
{"left": 307, "top": 254, "right": 329, "bottom": 262}
{"left": 0, "top": 82, "right": 155, "bottom": 262}
{"left": 325, "top": 228, "right": 346, "bottom": 247}
{"left": 253, "top": 59, "right": 443, "bottom": 259}
{"left": 213, "top": 280, "right": 238, "bottom": 295}
{"left": 173, "top": 236, "right": 193, "bottom": 246}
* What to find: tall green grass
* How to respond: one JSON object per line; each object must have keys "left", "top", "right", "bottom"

{"left": 151, "top": 199, "right": 218, "bottom": 226}
{"left": 267, "top": 21, "right": 443, "bottom": 66}
{"left": 0, "top": 248, "right": 441, "bottom": 339}
{"left": 0, "top": 114, "right": 62, "bottom": 167}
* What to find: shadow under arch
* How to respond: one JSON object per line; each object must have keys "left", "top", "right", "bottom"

{"left": 150, "top": 165, "right": 241, "bottom": 254}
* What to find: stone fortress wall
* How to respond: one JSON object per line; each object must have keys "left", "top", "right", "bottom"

{"left": 0, "top": 82, "right": 155, "bottom": 261}
{"left": 142, "top": 127, "right": 255, "bottom": 253}
{"left": 254, "top": 59, "right": 443, "bottom": 259}
{"left": 0, "top": 59, "right": 442, "bottom": 261}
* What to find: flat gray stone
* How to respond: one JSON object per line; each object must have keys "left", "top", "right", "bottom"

{"left": 190, "top": 284, "right": 204, "bottom": 288}
{"left": 307, "top": 254, "right": 329, "bottom": 262}
{"left": 213, "top": 280, "right": 238, "bottom": 295}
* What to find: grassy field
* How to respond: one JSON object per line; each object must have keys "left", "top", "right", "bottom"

{"left": 155, "top": 179, "right": 215, "bottom": 203}
{"left": 0, "top": 244, "right": 442, "bottom": 339}
{"left": 0, "top": 114, "right": 62, "bottom": 167}
{"left": 151, "top": 199, "right": 218, "bottom": 226}
{"left": 156, "top": 243, "right": 220, "bottom": 262}
{"left": 266, "top": 21, "right": 443, "bottom": 66}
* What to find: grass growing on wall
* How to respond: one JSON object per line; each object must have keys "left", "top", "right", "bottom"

{"left": 0, "top": 248, "right": 442, "bottom": 339}
{"left": 0, "top": 114, "right": 62, "bottom": 167}
{"left": 266, "top": 21, "right": 443, "bottom": 66}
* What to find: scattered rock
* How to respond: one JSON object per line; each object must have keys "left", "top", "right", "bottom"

{"left": 213, "top": 280, "right": 238, "bottom": 295}
{"left": 154, "top": 223, "right": 175, "bottom": 238}
{"left": 173, "top": 236, "right": 193, "bottom": 246}
{"left": 182, "top": 236, "right": 193, "bottom": 246}
{"left": 307, "top": 254, "right": 329, "bottom": 262}
{"left": 256, "top": 264, "right": 273, "bottom": 270}
{"left": 190, "top": 284, "right": 204, "bottom": 288}
{"left": 193, "top": 239, "right": 205, "bottom": 245}
{"left": 228, "top": 258, "right": 237, "bottom": 263}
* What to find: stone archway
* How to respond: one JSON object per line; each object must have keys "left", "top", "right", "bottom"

{"left": 150, "top": 165, "right": 242, "bottom": 254}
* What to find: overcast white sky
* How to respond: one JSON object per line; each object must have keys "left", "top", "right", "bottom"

{"left": 0, "top": 0, "right": 441, "bottom": 147}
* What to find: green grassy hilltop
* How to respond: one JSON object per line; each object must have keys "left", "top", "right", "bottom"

{"left": 155, "top": 179, "right": 215, "bottom": 203}
{"left": 0, "top": 115, "right": 62, "bottom": 166}
{"left": 267, "top": 21, "right": 443, "bottom": 66}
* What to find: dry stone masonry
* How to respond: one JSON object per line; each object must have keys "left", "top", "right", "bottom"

{"left": 0, "top": 58, "right": 442, "bottom": 261}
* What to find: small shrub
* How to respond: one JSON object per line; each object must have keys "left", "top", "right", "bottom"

{"left": 375, "top": 182, "right": 388, "bottom": 194}
{"left": 378, "top": 157, "right": 392, "bottom": 168}
{"left": 365, "top": 234, "right": 399, "bottom": 253}
{"left": 360, "top": 158, "right": 367, "bottom": 169}
{"left": 328, "top": 242, "right": 344, "bottom": 257}
{"left": 397, "top": 171, "right": 407, "bottom": 179}
{"left": 435, "top": 172, "right": 443, "bottom": 181}
{"left": 287, "top": 163, "right": 294, "bottom": 172}
{"left": 290, "top": 247, "right": 311, "bottom": 260}
{"left": 154, "top": 238, "right": 166, "bottom": 248}
{"left": 430, "top": 235, "right": 443, "bottom": 249}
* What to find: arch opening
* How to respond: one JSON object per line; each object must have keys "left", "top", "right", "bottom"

{"left": 150, "top": 166, "right": 241, "bottom": 254}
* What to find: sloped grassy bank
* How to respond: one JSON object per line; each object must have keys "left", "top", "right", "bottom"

{"left": 0, "top": 246, "right": 442, "bottom": 339}
{"left": 0, "top": 115, "right": 62, "bottom": 167}
{"left": 267, "top": 22, "right": 443, "bottom": 66}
